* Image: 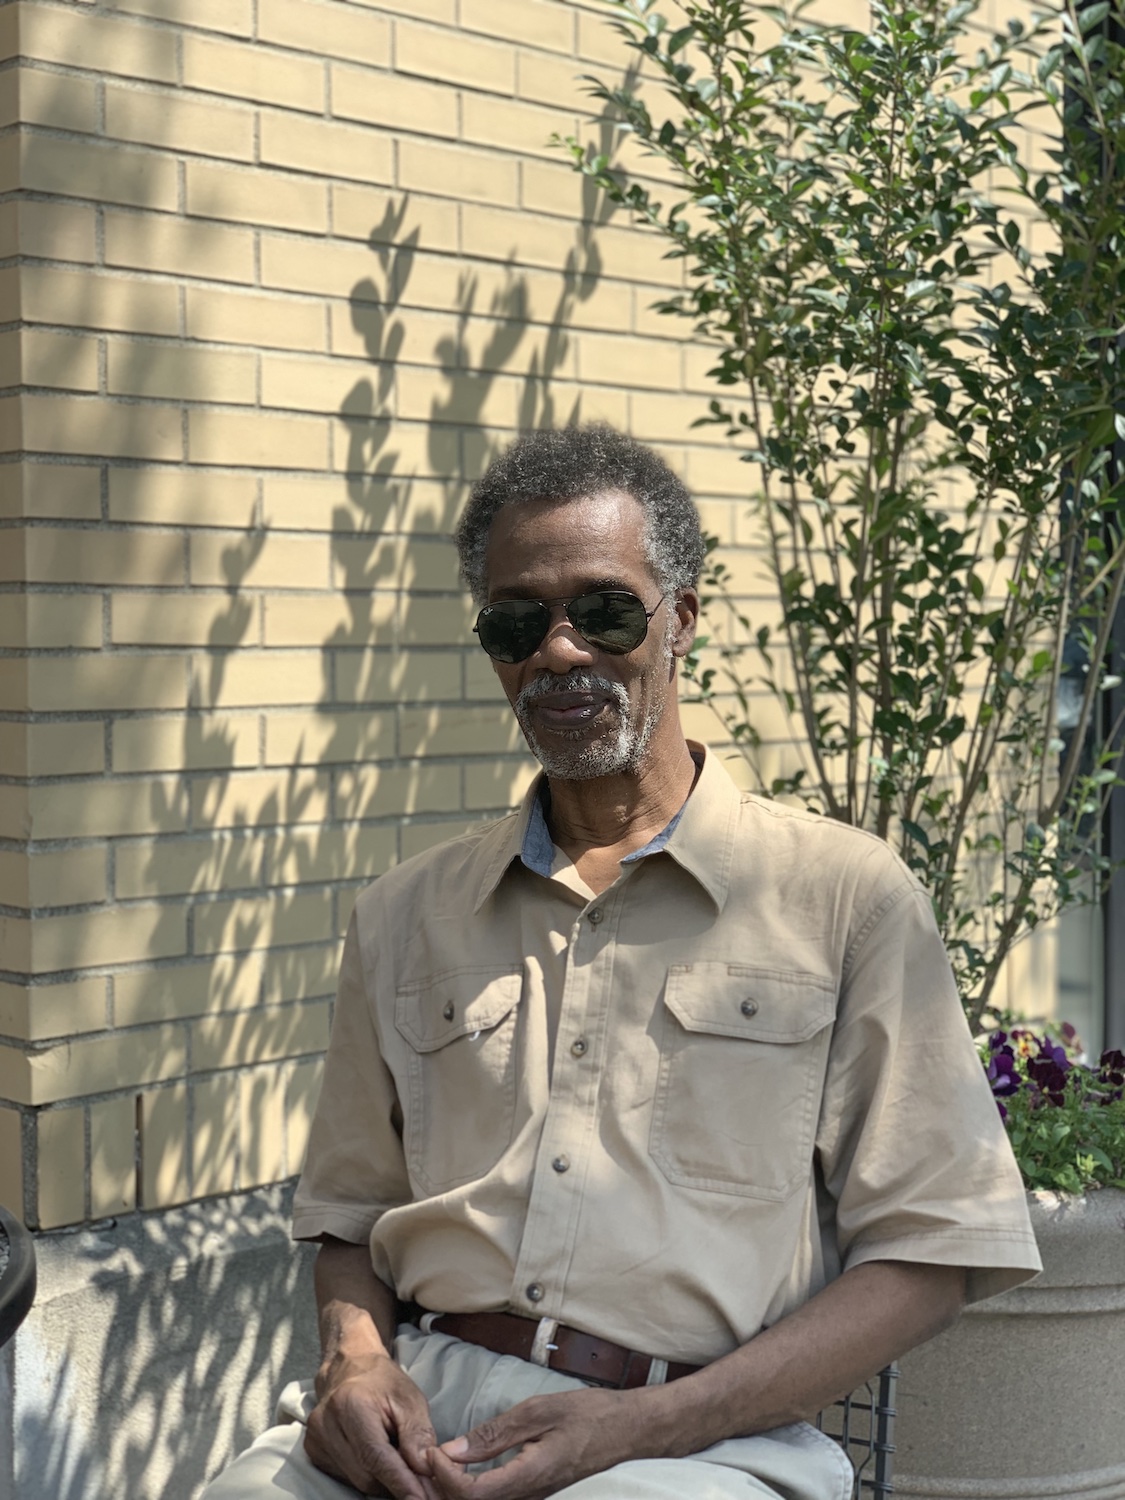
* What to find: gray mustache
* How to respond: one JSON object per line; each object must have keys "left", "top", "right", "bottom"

{"left": 515, "top": 671, "right": 626, "bottom": 711}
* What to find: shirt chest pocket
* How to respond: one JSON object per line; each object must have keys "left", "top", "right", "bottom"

{"left": 649, "top": 962, "right": 836, "bottom": 1202}
{"left": 395, "top": 966, "right": 524, "bottom": 1196}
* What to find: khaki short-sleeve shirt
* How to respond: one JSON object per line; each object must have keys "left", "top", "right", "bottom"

{"left": 293, "top": 747, "right": 1041, "bottom": 1365}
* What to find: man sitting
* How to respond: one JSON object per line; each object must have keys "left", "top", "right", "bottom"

{"left": 204, "top": 424, "right": 1040, "bottom": 1500}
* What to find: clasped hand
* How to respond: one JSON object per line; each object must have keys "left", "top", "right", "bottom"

{"left": 305, "top": 1350, "right": 440, "bottom": 1500}
{"left": 306, "top": 1356, "right": 661, "bottom": 1500}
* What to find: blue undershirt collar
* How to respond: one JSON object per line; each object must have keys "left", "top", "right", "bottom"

{"left": 519, "top": 759, "right": 699, "bottom": 880}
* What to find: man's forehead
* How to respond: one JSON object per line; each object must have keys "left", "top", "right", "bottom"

{"left": 485, "top": 489, "right": 645, "bottom": 546}
{"left": 483, "top": 491, "right": 654, "bottom": 588}
{"left": 489, "top": 492, "right": 648, "bottom": 558}
{"left": 496, "top": 487, "right": 639, "bottom": 520}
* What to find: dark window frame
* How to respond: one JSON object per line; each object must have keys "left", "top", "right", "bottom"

{"left": 1105, "top": 632, "right": 1125, "bottom": 1049}
{"left": 1069, "top": 0, "right": 1125, "bottom": 1049}
{"left": 1085, "top": 1, "right": 1125, "bottom": 1049}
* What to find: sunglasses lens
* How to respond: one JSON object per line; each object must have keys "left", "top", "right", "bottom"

{"left": 568, "top": 592, "right": 650, "bottom": 653}
{"left": 475, "top": 600, "right": 550, "bottom": 662}
{"left": 475, "top": 592, "right": 653, "bottom": 661}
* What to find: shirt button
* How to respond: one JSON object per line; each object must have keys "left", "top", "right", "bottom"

{"left": 552, "top": 1155, "right": 571, "bottom": 1173}
{"left": 740, "top": 1000, "right": 759, "bottom": 1017}
{"left": 588, "top": 907, "right": 604, "bottom": 925}
{"left": 442, "top": 1002, "right": 455, "bottom": 1021}
{"left": 526, "top": 1283, "right": 544, "bottom": 1303}
{"left": 570, "top": 1037, "right": 588, "bottom": 1057}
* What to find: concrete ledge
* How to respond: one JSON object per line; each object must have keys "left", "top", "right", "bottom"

{"left": 0, "top": 1183, "right": 319, "bottom": 1500}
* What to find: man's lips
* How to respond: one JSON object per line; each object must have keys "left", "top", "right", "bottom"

{"left": 529, "top": 691, "right": 612, "bottom": 727}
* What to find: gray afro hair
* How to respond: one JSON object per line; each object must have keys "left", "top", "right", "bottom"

{"left": 455, "top": 424, "right": 707, "bottom": 605}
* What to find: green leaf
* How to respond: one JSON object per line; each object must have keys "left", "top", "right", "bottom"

{"left": 901, "top": 819, "right": 931, "bottom": 850}
{"left": 1037, "top": 45, "right": 1063, "bottom": 82}
{"left": 1079, "top": 1, "right": 1110, "bottom": 32}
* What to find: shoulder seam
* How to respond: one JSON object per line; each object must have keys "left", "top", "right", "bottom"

{"left": 841, "top": 880, "right": 926, "bottom": 980}
{"left": 741, "top": 796, "right": 914, "bottom": 856}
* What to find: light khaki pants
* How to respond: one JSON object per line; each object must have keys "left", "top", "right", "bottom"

{"left": 200, "top": 1324, "right": 855, "bottom": 1500}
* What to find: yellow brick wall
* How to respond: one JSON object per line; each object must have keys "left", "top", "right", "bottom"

{"left": 0, "top": 0, "right": 1060, "bottom": 1231}
{"left": 0, "top": 0, "right": 773, "bottom": 1229}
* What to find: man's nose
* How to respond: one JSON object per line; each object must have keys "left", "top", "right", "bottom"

{"left": 533, "top": 605, "right": 596, "bottom": 671}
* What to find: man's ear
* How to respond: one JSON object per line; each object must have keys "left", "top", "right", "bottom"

{"left": 670, "top": 587, "right": 700, "bottom": 659}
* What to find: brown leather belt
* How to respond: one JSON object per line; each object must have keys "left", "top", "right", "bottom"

{"left": 425, "top": 1309, "right": 701, "bottom": 1389}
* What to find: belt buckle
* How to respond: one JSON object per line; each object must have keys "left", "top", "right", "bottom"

{"left": 529, "top": 1317, "right": 559, "bottom": 1367}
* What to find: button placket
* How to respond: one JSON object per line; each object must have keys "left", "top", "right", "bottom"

{"left": 512, "top": 881, "right": 622, "bottom": 1317}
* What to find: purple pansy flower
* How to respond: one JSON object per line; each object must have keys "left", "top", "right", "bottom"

{"left": 985, "top": 1037, "right": 1020, "bottom": 1118}
{"left": 1097, "top": 1048, "right": 1125, "bottom": 1099}
{"left": 1026, "top": 1053, "right": 1070, "bottom": 1106}
{"left": 1036, "top": 1035, "right": 1072, "bottom": 1070}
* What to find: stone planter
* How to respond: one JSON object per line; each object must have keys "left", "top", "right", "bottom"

{"left": 894, "top": 1189, "right": 1125, "bottom": 1500}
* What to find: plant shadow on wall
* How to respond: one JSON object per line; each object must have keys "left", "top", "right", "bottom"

{"left": 335, "top": 177, "right": 615, "bottom": 817}
{"left": 6, "top": 53, "right": 330, "bottom": 1500}
{"left": 65, "top": 125, "right": 627, "bottom": 1499}
{"left": 133, "top": 178, "right": 617, "bottom": 1204}
{"left": 568, "top": 0, "right": 1125, "bottom": 1033}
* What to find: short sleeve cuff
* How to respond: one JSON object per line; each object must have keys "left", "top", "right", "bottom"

{"left": 291, "top": 1198, "right": 382, "bottom": 1245}
{"left": 844, "top": 1226, "right": 1043, "bottom": 1305}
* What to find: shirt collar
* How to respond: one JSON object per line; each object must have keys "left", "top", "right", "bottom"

{"left": 472, "top": 742, "right": 742, "bottom": 913}
{"left": 520, "top": 772, "right": 692, "bottom": 879}
{"left": 657, "top": 743, "right": 741, "bottom": 910}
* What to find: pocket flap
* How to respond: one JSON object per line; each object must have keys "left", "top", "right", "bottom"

{"left": 664, "top": 961, "right": 835, "bottom": 1044}
{"left": 395, "top": 966, "right": 523, "bottom": 1053}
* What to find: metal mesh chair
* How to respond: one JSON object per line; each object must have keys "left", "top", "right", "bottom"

{"left": 815, "top": 1364, "right": 898, "bottom": 1498}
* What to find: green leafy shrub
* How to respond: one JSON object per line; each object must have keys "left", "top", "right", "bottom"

{"left": 564, "top": 0, "right": 1125, "bottom": 1029}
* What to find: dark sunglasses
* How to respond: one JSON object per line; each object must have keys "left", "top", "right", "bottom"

{"left": 474, "top": 590, "right": 664, "bottom": 664}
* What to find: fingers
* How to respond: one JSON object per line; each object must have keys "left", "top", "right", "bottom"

{"left": 430, "top": 1388, "right": 637, "bottom": 1500}
{"left": 431, "top": 1399, "right": 564, "bottom": 1500}
{"left": 429, "top": 1446, "right": 483, "bottom": 1500}
{"left": 306, "top": 1404, "right": 422, "bottom": 1500}
{"left": 381, "top": 1369, "right": 438, "bottom": 1476}
{"left": 430, "top": 1444, "right": 544, "bottom": 1500}
{"left": 439, "top": 1402, "right": 546, "bottom": 1465}
{"left": 394, "top": 1409, "right": 439, "bottom": 1477}
{"left": 305, "top": 1423, "right": 428, "bottom": 1500}
{"left": 305, "top": 1374, "right": 438, "bottom": 1500}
